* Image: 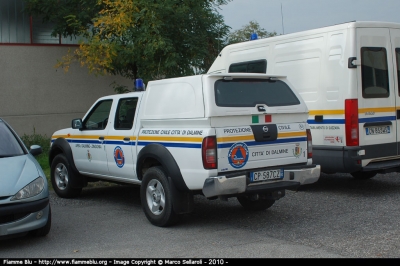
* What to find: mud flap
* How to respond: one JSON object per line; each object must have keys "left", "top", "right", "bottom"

{"left": 168, "top": 176, "right": 194, "bottom": 214}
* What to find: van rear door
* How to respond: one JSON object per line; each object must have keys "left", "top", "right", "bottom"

{"left": 356, "top": 28, "right": 398, "bottom": 162}
{"left": 390, "top": 29, "right": 400, "bottom": 160}
{"left": 204, "top": 76, "right": 310, "bottom": 177}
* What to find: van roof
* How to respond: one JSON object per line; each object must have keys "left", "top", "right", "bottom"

{"left": 207, "top": 73, "right": 287, "bottom": 79}
{"left": 222, "top": 21, "right": 400, "bottom": 50}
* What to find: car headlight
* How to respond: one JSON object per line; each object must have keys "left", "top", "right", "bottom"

{"left": 11, "top": 177, "right": 45, "bottom": 201}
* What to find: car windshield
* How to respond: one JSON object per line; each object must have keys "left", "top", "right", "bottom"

{"left": 0, "top": 122, "right": 25, "bottom": 157}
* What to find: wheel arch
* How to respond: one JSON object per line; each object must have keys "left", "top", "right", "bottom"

{"left": 49, "top": 138, "right": 85, "bottom": 188}
{"left": 136, "top": 143, "right": 189, "bottom": 193}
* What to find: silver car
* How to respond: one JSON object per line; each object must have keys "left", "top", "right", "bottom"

{"left": 0, "top": 118, "right": 51, "bottom": 238}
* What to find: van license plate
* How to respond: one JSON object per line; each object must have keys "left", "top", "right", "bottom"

{"left": 365, "top": 126, "right": 390, "bottom": 135}
{"left": 250, "top": 169, "right": 284, "bottom": 183}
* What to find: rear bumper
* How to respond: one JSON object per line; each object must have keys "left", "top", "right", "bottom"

{"left": 313, "top": 143, "right": 400, "bottom": 174}
{"left": 202, "top": 164, "right": 320, "bottom": 198}
{"left": 313, "top": 145, "right": 362, "bottom": 174}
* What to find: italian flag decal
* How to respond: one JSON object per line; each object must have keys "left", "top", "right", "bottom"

{"left": 252, "top": 115, "right": 271, "bottom": 124}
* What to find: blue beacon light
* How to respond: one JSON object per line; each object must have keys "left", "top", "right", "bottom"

{"left": 250, "top": 33, "right": 258, "bottom": 41}
{"left": 135, "top": 78, "right": 145, "bottom": 91}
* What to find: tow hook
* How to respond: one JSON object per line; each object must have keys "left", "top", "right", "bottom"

{"left": 260, "top": 190, "right": 286, "bottom": 200}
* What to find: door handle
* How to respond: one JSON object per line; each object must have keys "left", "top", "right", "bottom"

{"left": 257, "top": 105, "right": 266, "bottom": 112}
{"left": 99, "top": 136, "right": 105, "bottom": 140}
{"left": 123, "top": 137, "right": 130, "bottom": 142}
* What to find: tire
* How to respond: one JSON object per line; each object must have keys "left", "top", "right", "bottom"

{"left": 237, "top": 195, "right": 275, "bottom": 211}
{"left": 30, "top": 205, "right": 51, "bottom": 237}
{"left": 350, "top": 171, "right": 377, "bottom": 180}
{"left": 51, "top": 154, "right": 82, "bottom": 198}
{"left": 140, "top": 166, "right": 179, "bottom": 227}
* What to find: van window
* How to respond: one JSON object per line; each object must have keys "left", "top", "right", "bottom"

{"left": 361, "top": 47, "right": 389, "bottom": 98}
{"left": 215, "top": 79, "right": 300, "bottom": 107}
{"left": 83, "top": 100, "right": 113, "bottom": 130}
{"left": 395, "top": 48, "right": 400, "bottom": 96}
{"left": 114, "top": 97, "right": 138, "bottom": 130}
{"left": 229, "top": 60, "right": 267, "bottom": 73}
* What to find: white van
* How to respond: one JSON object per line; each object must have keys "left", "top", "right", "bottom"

{"left": 208, "top": 21, "right": 400, "bottom": 179}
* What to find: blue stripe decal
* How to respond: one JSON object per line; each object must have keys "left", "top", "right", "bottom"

{"left": 307, "top": 119, "right": 345, "bottom": 125}
{"left": 217, "top": 137, "right": 307, "bottom": 149}
{"left": 137, "top": 141, "right": 201, "bottom": 149}
{"left": 56, "top": 138, "right": 307, "bottom": 149}
{"left": 308, "top": 116, "right": 396, "bottom": 125}
{"left": 359, "top": 116, "right": 396, "bottom": 123}
{"left": 54, "top": 139, "right": 200, "bottom": 148}
{"left": 105, "top": 140, "right": 133, "bottom": 146}
{"left": 59, "top": 139, "right": 134, "bottom": 146}
{"left": 67, "top": 139, "right": 102, "bottom": 144}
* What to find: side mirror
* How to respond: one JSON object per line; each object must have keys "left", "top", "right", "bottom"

{"left": 30, "top": 145, "right": 43, "bottom": 157}
{"left": 72, "top": 119, "right": 83, "bottom": 129}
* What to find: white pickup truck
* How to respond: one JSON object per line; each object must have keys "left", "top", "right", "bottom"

{"left": 49, "top": 73, "right": 320, "bottom": 227}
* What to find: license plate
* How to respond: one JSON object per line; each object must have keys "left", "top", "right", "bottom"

{"left": 250, "top": 169, "right": 284, "bottom": 183}
{"left": 365, "top": 126, "right": 390, "bottom": 135}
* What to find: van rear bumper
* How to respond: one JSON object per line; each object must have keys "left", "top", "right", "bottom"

{"left": 202, "top": 164, "right": 320, "bottom": 198}
{"left": 313, "top": 144, "right": 400, "bottom": 174}
{"left": 313, "top": 145, "right": 361, "bottom": 174}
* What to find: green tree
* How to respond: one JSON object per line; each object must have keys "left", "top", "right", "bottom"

{"left": 226, "top": 20, "right": 277, "bottom": 45}
{"left": 24, "top": 0, "right": 231, "bottom": 89}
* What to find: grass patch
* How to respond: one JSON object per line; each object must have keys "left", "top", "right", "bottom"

{"left": 20, "top": 132, "right": 51, "bottom": 188}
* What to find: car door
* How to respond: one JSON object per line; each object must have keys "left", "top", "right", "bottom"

{"left": 105, "top": 96, "right": 140, "bottom": 181}
{"left": 71, "top": 99, "right": 112, "bottom": 176}
{"left": 356, "top": 28, "right": 397, "bottom": 161}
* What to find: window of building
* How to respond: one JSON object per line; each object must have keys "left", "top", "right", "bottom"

{"left": 0, "top": 0, "right": 81, "bottom": 45}
{"left": 0, "top": 0, "right": 30, "bottom": 43}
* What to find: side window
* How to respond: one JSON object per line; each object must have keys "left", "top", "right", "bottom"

{"left": 361, "top": 47, "right": 389, "bottom": 98}
{"left": 0, "top": 122, "right": 25, "bottom": 156}
{"left": 396, "top": 48, "right": 400, "bottom": 96}
{"left": 114, "top": 97, "right": 138, "bottom": 130}
{"left": 83, "top": 100, "right": 113, "bottom": 130}
{"left": 229, "top": 60, "right": 267, "bottom": 74}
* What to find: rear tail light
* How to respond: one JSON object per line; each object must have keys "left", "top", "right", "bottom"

{"left": 202, "top": 136, "right": 217, "bottom": 169}
{"left": 345, "top": 99, "right": 359, "bottom": 146}
{"left": 306, "top": 129, "right": 312, "bottom": 159}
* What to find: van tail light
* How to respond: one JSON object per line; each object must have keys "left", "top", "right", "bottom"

{"left": 202, "top": 136, "right": 217, "bottom": 169}
{"left": 345, "top": 99, "right": 359, "bottom": 146}
{"left": 306, "top": 129, "right": 313, "bottom": 159}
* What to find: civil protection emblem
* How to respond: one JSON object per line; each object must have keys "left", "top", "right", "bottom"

{"left": 114, "top": 146, "right": 125, "bottom": 168}
{"left": 228, "top": 142, "right": 249, "bottom": 169}
{"left": 293, "top": 144, "right": 302, "bottom": 158}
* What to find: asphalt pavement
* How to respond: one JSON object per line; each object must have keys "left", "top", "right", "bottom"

{"left": 1, "top": 172, "right": 400, "bottom": 258}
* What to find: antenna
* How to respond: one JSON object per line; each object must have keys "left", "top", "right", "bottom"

{"left": 157, "top": 58, "right": 161, "bottom": 79}
{"left": 281, "top": 3, "right": 285, "bottom": 35}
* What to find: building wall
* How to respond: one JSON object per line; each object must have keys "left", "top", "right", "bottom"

{"left": 0, "top": 45, "right": 132, "bottom": 137}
